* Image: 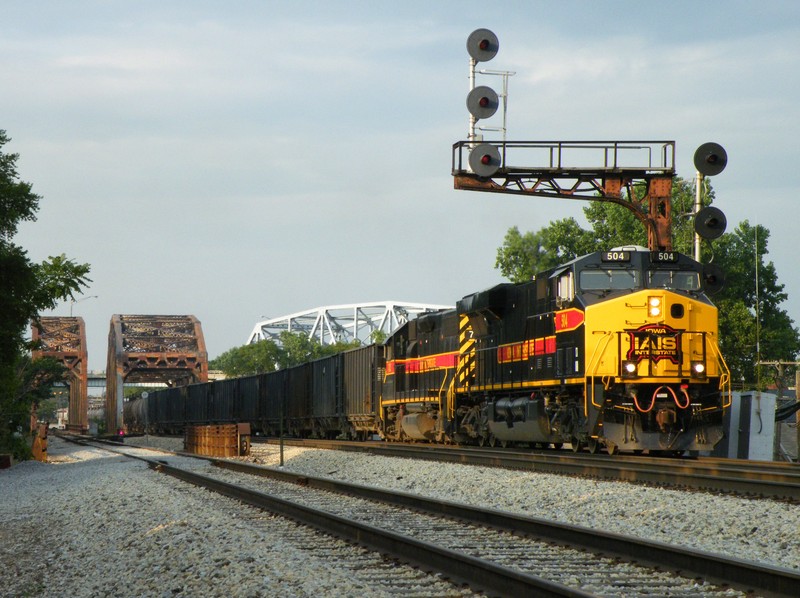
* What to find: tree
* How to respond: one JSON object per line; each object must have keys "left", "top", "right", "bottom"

{"left": 493, "top": 178, "right": 800, "bottom": 388}
{"left": 495, "top": 220, "right": 595, "bottom": 283}
{"left": 496, "top": 179, "right": 704, "bottom": 283}
{"left": 209, "top": 332, "right": 361, "bottom": 378}
{"left": 0, "top": 130, "right": 91, "bottom": 458}
{"left": 711, "top": 221, "right": 800, "bottom": 387}
{"left": 210, "top": 340, "right": 283, "bottom": 377}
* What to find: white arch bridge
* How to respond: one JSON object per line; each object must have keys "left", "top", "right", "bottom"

{"left": 247, "top": 301, "right": 452, "bottom": 346}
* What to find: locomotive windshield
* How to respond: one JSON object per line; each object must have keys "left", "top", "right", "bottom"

{"left": 579, "top": 269, "right": 639, "bottom": 291}
{"left": 647, "top": 270, "right": 701, "bottom": 291}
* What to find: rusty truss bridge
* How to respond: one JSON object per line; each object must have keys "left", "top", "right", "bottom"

{"left": 106, "top": 315, "right": 208, "bottom": 433}
{"left": 31, "top": 317, "right": 89, "bottom": 433}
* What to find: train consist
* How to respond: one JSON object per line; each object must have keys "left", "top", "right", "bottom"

{"left": 126, "top": 246, "right": 731, "bottom": 454}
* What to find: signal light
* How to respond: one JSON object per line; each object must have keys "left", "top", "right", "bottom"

{"left": 467, "top": 29, "right": 499, "bottom": 62}
{"left": 702, "top": 263, "right": 725, "bottom": 295}
{"left": 694, "top": 206, "right": 727, "bottom": 240}
{"left": 693, "top": 142, "right": 728, "bottom": 176}
{"left": 467, "top": 86, "right": 499, "bottom": 120}
{"left": 468, "top": 143, "right": 501, "bottom": 177}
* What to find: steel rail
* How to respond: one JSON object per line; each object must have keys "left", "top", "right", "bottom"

{"left": 262, "top": 438, "right": 800, "bottom": 500}
{"left": 146, "top": 459, "right": 590, "bottom": 598}
{"left": 215, "top": 458, "right": 800, "bottom": 598}
{"left": 61, "top": 435, "right": 800, "bottom": 595}
{"left": 61, "top": 435, "right": 585, "bottom": 596}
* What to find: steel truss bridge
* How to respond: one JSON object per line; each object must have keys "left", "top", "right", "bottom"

{"left": 247, "top": 301, "right": 452, "bottom": 346}
{"left": 31, "top": 317, "right": 89, "bottom": 433}
{"left": 106, "top": 315, "right": 208, "bottom": 433}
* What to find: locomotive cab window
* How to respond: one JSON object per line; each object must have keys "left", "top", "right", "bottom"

{"left": 648, "top": 270, "right": 700, "bottom": 291}
{"left": 579, "top": 269, "right": 638, "bottom": 291}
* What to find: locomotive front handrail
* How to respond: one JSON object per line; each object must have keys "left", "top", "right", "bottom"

{"left": 709, "top": 338, "right": 732, "bottom": 409}
{"left": 585, "top": 331, "right": 615, "bottom": 414}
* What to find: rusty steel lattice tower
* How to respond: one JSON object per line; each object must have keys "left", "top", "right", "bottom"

{"left": 31, "top": 317, "right": 89, "bottom": 433}
{"left": 106, "top": 315, "right": 208, "bottom": 433}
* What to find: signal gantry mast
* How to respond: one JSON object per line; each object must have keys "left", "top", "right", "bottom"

{"left": 454, "top": 29, "right": 727, "bottom": 254}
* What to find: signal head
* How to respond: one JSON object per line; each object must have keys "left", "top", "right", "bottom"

{"left": 467, "top": 85, "right": 499, "bottom": 120}
{"left": 468, "top": 143, "right": 502, "bottom": 177}
{"left": 694, "top": 142, "right": 727, "bottom": 176}
{"left": 702, "top": 263, "right": 725, "bottom": 295}
{"left": 467, "top": 29, "right": 499, "bottom": 62}
{"left": 694, "top": 206, "right": 727, "bottom": 240}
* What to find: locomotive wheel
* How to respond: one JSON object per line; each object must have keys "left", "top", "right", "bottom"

{"left": 552, "top": 443, "right": 563, "bottom": 450}
{"left": 571, "top": 437, "right": 582, "bottom": 453}
{"left": 606, "top": 443, "right": 619, "bottom": 456}
{"left": 587, "top": 438, "right": 599, "bottom": 454}
{"left": 488, "top": 435, "right": 498, "bottom": 448}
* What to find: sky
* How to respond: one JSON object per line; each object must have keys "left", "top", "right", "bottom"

{"left": 5, "top": 1, "right": 800, "bottom": 371}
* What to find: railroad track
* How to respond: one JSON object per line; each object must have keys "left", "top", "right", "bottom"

{"left": 66, "top": 437, "right": 800, "bottom": 597}
{"left": 260, "top": 438, "right": 800, "bottom": 501}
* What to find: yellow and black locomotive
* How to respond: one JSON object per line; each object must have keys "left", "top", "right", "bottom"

{"left": 381, "top": 246, "right": 730, "bottom": 454}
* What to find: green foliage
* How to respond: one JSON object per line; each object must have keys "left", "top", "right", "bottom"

{"left": 370, "top": 330, "right": 388, "bottom": 344}
{"left": 0, "top": 129, "right": 91, "bottom": 458}
{"left": 493, "top": 178, "right": 800, "bottom": 388}
{"left": 0, "top": 130, "right": 39, "bottom": 238}
{"left": 0, "top": 356, "right": 66, "bottom": 458}
{"left": 124, "top": 386, "right": 150, "bottom": 400}
{"left": 210, "top": 339, "right": 283, "bottom": 377}
{"left": 711, "top": 221, "right": 800, "bottom": 387}
{"left": 495, "top": 220, "right": 595, "bottom": 283}
{"left": 210, "top": 332, "right": 361, "bottom": 378}
{"left": 582, "top": 201, "right": 647, "bottom": 249}
{"left": 496, "top": 179, "right": 702, "bottom": 282}
{"left": 90, "top": 416, "right": 106, "bottom": 435}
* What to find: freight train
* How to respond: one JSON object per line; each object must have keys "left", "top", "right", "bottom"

{"left": 125, "top": 246, "right": 731, "bottom": 454}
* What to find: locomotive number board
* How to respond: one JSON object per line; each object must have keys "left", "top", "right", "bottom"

{"left": 651, "top": 251, "right": 678, "bottom": 262}
{"left": 601, "top": 251, "right": 630, "bottom": 262}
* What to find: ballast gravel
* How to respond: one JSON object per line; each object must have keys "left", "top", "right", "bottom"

{"left": 2, "top": 434, "right": 799, "bottom": 598}
{"left": 1, "top": 442, "right": 415, "bottom": 598}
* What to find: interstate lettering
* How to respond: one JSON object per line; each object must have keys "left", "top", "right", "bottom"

{"left": 626, "top": 323, "right": 683, "bottom": 365}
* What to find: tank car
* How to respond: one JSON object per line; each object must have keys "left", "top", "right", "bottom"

{"left": 380, "top": 247, "right": 730, "bottom": 454}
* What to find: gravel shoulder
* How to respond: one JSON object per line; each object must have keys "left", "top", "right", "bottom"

{"left": 1, "top": 437, "right": 471, "bottom": 598}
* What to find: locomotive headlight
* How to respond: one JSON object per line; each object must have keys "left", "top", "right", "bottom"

{"left": 622, "top": 360, "right": 638, "bottom": 378}
{"left": 691, "top": 361, "right": 707, "bottom": 378}
{"left": 648, "top": 296, "right": 662, "bottom": 318}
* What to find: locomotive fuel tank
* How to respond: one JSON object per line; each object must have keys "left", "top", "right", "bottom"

{"left": 487, "top": 396, "right": 554, "bottom": 444}
{"left": 400, "top": 412, "right": 438, "bottom": 441}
